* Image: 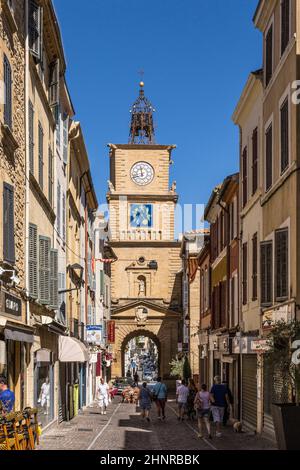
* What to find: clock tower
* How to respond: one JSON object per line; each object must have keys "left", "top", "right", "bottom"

{"left": 107, "top": 82, "right": 182, "bottom": 381}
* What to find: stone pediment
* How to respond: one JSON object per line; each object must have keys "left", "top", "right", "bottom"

{"left": 111, "top": 299, "right": 181, "bottom": 320}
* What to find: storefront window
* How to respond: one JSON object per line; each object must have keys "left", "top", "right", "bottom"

{"left": 35, "top": 355, "right": 54, "bottom": 428}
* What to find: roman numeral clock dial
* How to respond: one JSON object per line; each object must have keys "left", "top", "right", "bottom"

{"left": 130, "top": 161, "right": 154, "bottom": 186}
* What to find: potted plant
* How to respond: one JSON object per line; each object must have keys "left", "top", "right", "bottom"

{"left": 265, "top": 319, "right": 300, "bottom": 450}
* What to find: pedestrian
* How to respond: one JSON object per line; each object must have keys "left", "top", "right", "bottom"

{"left": 38, "top": 377, "right": 51, "bottom": 415}
{"left": 194, "top": 384, "right": 212, "bottom": 439}
{"left": 139, "top": 382, "right": 152, "bottom": 422}
{"left": 176, "top": 379, "right": 189, "bottom": 421}
{"left": 222, "top": 380, "right": 233, "bottom": 426}
{"left": 210, "top": 375, "right": 230, "bottom": 437}
{"left": 187, "top": 379, "right": 198, "bottom": 420}
{"left": 97, "top": 377, "right": 109, "bottom": 415}
{"left": 175, "top": 376, "right": 181, "bottom": 393}
{"left": 152, "top": 376, "right": 167, "bottom": 421}
{"left": 0, "top": 376, "right": 15, "bottom": 415}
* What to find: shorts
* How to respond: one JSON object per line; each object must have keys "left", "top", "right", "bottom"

{"left": 98, "top": 396, "right": 109, "bottom": 408}
{"left": 211, "top": 406, "right": 225, "bottom": 423}
{"left": 197, "top": 408, "right": 210, "bottom": 419}
{"left": 178, "top": 402, "right": 187, "bottom": 410}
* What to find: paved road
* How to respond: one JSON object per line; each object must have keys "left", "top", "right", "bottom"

{"left": 38, "top": 397, "right": 276, "bottom": 451}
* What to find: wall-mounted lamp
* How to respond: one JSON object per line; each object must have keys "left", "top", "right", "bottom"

{"left": 0, "top": 267, "right": 20, "bottom": 285}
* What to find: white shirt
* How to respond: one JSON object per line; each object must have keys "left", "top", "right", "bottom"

{"left": 41, "top": 383, "right": 50, "bottom": 397}
{"left": 177, "top": 385, "right": 189, "bottom": 403}
{"left": 98, "top": 383, "right": 109, "bottom": 397}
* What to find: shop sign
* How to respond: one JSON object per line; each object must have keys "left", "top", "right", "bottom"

{"left": 251, "top": 339, "right": 271, "bottom": 353}
{"left": 89, "top": 353, "right": 98, "bottom": 363}
{"left": 200, "top": 344, "right": 207, "bottom": 358}
{"left": 219, "top": 335, "right": 230, "bottom": 354}
{"left": 262, "top": 303, "right": 295, "bottom": 331}
{"left": 292, "top": 340, "right": 300, "bottom": 365}
{"left": 4, "top": 293, "right": 21, "bottom": 317}
{"left": 241, "top": 336, "right": 257, "bottom": 354}
{"left": 232, "top": 337, "right": 241, "bottom": 354}
{"left": 209, "top": 335, "right": 219, "bottom": 351}
{"left": 107, "top": 321, "right": 115, "bottom": 344}
{"left": 198, "top": 332, "right": 208, "bottom": 345}
{"left": 177, "top": 342, "right": 183, "bottom": 352}
{"left": 86, "top": 325, "right": 102, "bottom": 345}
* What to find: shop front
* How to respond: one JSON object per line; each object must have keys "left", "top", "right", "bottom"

{"left": 34, "top": 348, "right": 54, "bottom": 428}
{"left": 240, "top": 336, "right": 258, "bottom": 431}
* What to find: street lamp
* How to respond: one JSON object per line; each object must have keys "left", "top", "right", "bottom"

{"left": 0, "top": 267, "right": 20, "bottom": 285}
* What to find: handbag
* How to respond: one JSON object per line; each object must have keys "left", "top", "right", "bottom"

{"left": 194, "top": 391, "right": 202, "bottom": 411}
{"left": 152, "top": 383, "right": 162, "bottom": 401}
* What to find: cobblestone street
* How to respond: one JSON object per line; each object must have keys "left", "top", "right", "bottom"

{"left": 37, "top": 397, "right": 277, "bottom": 451}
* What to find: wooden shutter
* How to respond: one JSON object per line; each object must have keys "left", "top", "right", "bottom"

{"left": 38, "top": 122, "right": 44, "bottom": 189}
{"left": 220, "top": 281, "right": 227, "bottom": 327}
{"left": 48, "top": 146, "right": 53, "bottom": 206}
{"left": 265, "top": 124, "right": 273, "bottom": 191}
{"left": 39, "top": 236, "right": 50, "bottom": 304}
{"left": 29, "top": 100, "right": 34, "bottom": 173}
{"left": 252, "top": 128, "right": 258, "bottom": 195}
{"left": 62, "top": 193, "right": 66, "bottom": 241}
{"left": 265, "top": 24, "right": 273, "bottom": 86}
{"left": 29, "top": 0, "right": 43, "bottom": 60}
{"left": 50, "top": 249, "right": 58, "bottom": 309}
{"left": 49, "top": 59, "right": 60, "bottom": 107}
{"left": 242, "top": 243, "right": 248, "bottom": 305}
{"left": 261, "top": 241, "right": 273, "bottom": 306}
{"left": 275, "top": 228, "right": 288, "bottom": 300}
{"left": 280, "top": 98, "right": 289, "bottom": 173}
{"left": 63, "top": 115, "right": 69, "bottom": 164}
{"left": 281, "top": 0, "right": 290, "bottom": 55}
{"left": 3, "top": 183, "right": 15, "bottom": 264}
{"left": 29, "top": 224, "right": 38, "bottom": 298}
{"left": 100, "top": 270, "right": 104, "bottom": 296}
{"left": 3, "top": 55, "right": 12, "bottom": 129}
{"left": 242, "top": 147, "right": 248, "bottom": 207}
{"left": 252, "top": 233, "right": 258, "bottom": 301}
{"left": 57, "top": 182, "right": 61, "bottom": 235}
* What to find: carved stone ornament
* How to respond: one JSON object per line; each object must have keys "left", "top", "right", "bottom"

{"left": 135, "top": 307, "right": 148, "bottom": 325}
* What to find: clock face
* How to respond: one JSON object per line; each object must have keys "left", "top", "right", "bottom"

{"left": 130, "top": 204, "right": 153, "bottom": 228}
{"left": 130, "top": 162, "right": 154, "bottom": 186}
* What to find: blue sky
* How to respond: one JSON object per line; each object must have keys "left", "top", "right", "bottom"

{"left": 54, "top": 0, "right": 261, "bottom": 227}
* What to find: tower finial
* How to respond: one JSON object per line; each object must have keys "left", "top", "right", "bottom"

{"left": 129, "top": 81, "right": 155, "bottom": 145}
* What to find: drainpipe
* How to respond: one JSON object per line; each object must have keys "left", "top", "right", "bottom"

{"left": 25, "top": 0, "right": 30, "bottom": 327}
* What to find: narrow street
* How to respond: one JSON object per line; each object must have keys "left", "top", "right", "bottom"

{"left": 37, "top": 397, "right": 276, "bottom": 451}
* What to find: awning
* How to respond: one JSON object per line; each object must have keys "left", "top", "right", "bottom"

{"left": 59, "top": 336, "right": 89, "bottom": 363}
{"left": 4, "top": 327, "right": 34, "bottom": 344}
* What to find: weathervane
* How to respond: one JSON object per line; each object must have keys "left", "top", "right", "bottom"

{"left": 129, "top": 72, "right": 156, "bottom": 145}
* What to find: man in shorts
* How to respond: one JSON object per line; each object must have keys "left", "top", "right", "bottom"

{"left": 176, "top": 379, "right": 189, "bottom": 421}
{"left": 210, "top": 375, "right": 230, "bottom": 437}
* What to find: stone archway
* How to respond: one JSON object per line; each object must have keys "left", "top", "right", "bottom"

{"left": 120, "top": 329, "right": 161, "bottom": 378}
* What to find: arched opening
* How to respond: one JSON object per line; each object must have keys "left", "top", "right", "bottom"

{"left": 121, "top": 330, "right": 160, "bottom": 380}
{"left": 137, "top": 275, "right": 146, "bottom": 297}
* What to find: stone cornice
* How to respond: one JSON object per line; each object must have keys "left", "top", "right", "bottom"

{"left": 109, "top": 240, "right": 181, "bottom": 248}
{"left": 253, "top": 0, "right": 276, "bottom": 32}
{"left": 106, "top": 193, "right": 178, "bottom": 203}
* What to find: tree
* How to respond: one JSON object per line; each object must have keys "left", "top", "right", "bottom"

{"left": 169, "top": 355, "right": 184, "bottom": 378}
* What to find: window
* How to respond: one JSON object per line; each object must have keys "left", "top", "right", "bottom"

{"left": 280, "top": 97, "right": 289, "bottom": 173}
{"left": 265, "top": 24, "right": 273, "bottom": 86}
{"left": 62, "top": 193, "right": 66, "bottom": 241}
{"left": 57, "top": 182, "right": 61, "bottom": 235}
{"left": 265, "top": 124, "right": 273, "bottom": 191}
{"left": 230, "top": 277, "right": 235, "bottom": 327}
{"left": 50, "top": 249, "right": 58, "bottom": 309}
{"left": 29, "top": 101, "right": 34, "bottom": 173}
{"left": 252, "top": 128, "right": 258, "bottom": 195}
{"left": 3, "top": 183, "right": 15, "bottom": 264}
{"left": 3, "top": 55, "right": 12, "bottom": 129}
{"left": 29, "top": 0, "right": 43, "bottom": 60}
{"left": 281, "top": 0, "right": 290, "bottom": 55}
{"left": 261, "top": 241, "right": 273, "bottom": 306}
{"left": 63, "top": 114, "right": 69, "bottom": 164}
{"left": 29, "top": 224, "right": 38, "bottom": 298}
{"left": 205, "top": 268, "right": 210, "bottom": 311}
{"left": 275, "top": 228, "right": 288, "bottom": 300}
{"left": 242, "top": 147, "right": 248, "bottom": 207}
{"left": 252, "top": 233, "right": 258, "bottom": 301}
{"left": 38, "top": 122, "right": 44, "bottom": 189}
{"left": 242, "top": 243, "right": 248, "bottom": 305}
{"left": 56, "top": 106, "right": 61, "bottom": 149}
{"left": 39, "top": 236, "right": 50, "bottom": 304}
{"left": 49, "top": 59, "right": 60, "bottom": 107}
{"left": 48, "top": 146, "right": 53, "bottom": 206}
{"left": 200, "top": 270, "right": 204, "bottom": 314}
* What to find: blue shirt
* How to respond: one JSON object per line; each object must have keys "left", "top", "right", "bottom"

{"left": 153, "top": 382, "right": 167, "bottom": 399}
{"left": 210, "top": 384, "right": 227, "bottom": 407}
{"left": 0, "top": 389, "right": 15, "bottom": 413}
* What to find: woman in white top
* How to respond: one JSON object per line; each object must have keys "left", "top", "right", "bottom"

{"left": 194, "top": 384, "right": 212, "bottom": 439}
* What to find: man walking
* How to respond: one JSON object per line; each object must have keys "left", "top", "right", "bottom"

{"left": 0, "top": 376, "right": 15, "bottom": 414}
{"left": 97, "top": 378, "right": 109, "bottom": 415}
{"left": 176, "top": 379, "right": 189, "bottom": 421}
{"left": 152, "top": 377, "right": 167, "bottom": 421}
{"left": 210, "top": 375, "right": 230, "bottom": 437}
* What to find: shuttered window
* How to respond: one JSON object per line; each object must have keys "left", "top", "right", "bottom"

{"left": 57, "top": 182, "right": 61, "bottom": 235}
{"left": 38, "top": 122, "right": 44, "bottom": 189}
{"left": 87, "top": 305, "right": 92, "bottom": 326}
{"left": 100, "top": 270, "right": 104, "bottom": 296}
{"left": 252, "top": 233, "right": 258, "bottom": 301}
{"left": 49, "top": 59, "right": 60, "bottom": 106}
{"left": 62, "top": 193, "right": 66, "bottom": 241}
{"left": 252, "top": 127, "right": 258, "bottom": 195}
{"left": 242, "top": 243, "right": 248, "bottom": 305}
{"left": 281, "top": 0, "right": 290, "bottom": 55}
{"left": 242, "top": 147, "right": 248, "bottom": 207}
{"left": 220, "top": 281, "right": 226, "bottom": 327}
{"left": 39, "top": 236, "right": 50, "bottom": 304}
{"left": 261, "top": 241, "right": 273, "bottom": 306}
{"left": 48, "top": 146, "right": 53, "bottom": 206}
{"left": 3, "top": 183, "right": 15, "bottom": 264}
{"left": 275, "top": 228, "right": 288, "bottom": 300}
{"left": 3, "top": 55, "right": 12, "bottom": 129}
{"left": 29, "top": 0, "right": 43, "bottom": 60}
{"left": 265, "top": 124, "right": 273, "bottom": 191}
{"left": 50, "top": 249, "right": 58, "bottom": 309}
{"left": 63, "top": 115, "right": 69, "bottom": 164}
{"left": 230, "top": 277, "right": 235, "bottom": 327}
{"left": 29, "top": 224, "right": 38, "bottom": 298}
{"left": 265, "top": 24, "right": 273, "bottom": 86}
{"left": 29, "top": 100, "right": 34, "bottom": 173}
{"left": 280, "top": 97, "right": 289, "bottom": 174}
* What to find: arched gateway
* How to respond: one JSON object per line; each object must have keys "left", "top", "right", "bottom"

{"left": 107, "top": 83, "right": 182, "bottom": 388}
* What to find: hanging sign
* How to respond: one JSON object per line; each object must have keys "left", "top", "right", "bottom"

{"left": 107, "top": 321, "right": 115, "bottom": 344}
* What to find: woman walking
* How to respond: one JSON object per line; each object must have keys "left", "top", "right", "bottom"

{"left": 187, "top": 379, "right": 198, "bottom": 420}
{"left": 194, "top": 384, "right": 212, "bottom": 439}
{"left": 139, "top": 382, "right": 152, "bottom": 422}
